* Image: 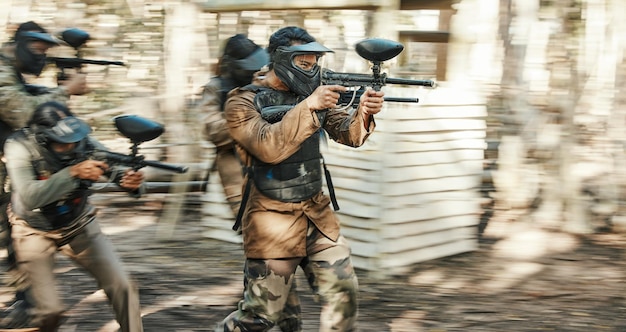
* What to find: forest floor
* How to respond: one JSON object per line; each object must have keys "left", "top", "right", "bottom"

{"left": 1, "top": 192, "right": 626, "bottom": 332}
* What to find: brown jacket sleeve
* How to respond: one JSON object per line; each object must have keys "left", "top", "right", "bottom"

{"left": 224, "top": 88, "right": 321, "bottom": 165}
{"left": 322, "top": 107, "right": 375, "bottom": 147}
{"left": 224, "top": 87, "right": 377, "bottom": 166}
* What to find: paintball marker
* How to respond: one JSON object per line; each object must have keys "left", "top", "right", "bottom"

{"left": 47, "top": 28, "right": 124, "bottom": 81}
{"left": 89, "top": 115, "right": 188, "bottom": 174}
{"left": 321, "top": 38, "right": 435, "bottom": 107}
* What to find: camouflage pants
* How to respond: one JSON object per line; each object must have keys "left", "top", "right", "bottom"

{"left": 216, "top": 229, "right": 359, "bottom": 332}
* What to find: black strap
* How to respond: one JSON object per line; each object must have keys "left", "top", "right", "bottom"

{"left": 13, "top": 131, "right": 45, "bottom": 175}
{"left": 232, "top": 167, "right": 252, "bottom": 231}
{"left": 322, "top": 156, "right": 339, "bottom": 211}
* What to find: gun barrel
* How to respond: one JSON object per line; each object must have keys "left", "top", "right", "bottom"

{"left": 385, "top": 97, "right": 419, "bottom": 103}
{"left": 385, "top": 77, "right": 435, "bottom": 87}
{"left": 97, "top": 151, "right": 188, "bottom": 174}
{"left": 322, "top": 70, "right": 435, "bottom": 88}
{"left": 80, "top": 58, "right": 125, "bottom": 66}
{"left": 321, "top": 71, "right": 373, "bottom": 85}
{"left": 48, "top": 57, "right": 125, "bottom": 67}
{"left": 142, "top": 160, "right": 189, "bottom": 174}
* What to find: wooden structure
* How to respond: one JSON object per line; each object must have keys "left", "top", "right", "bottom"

{"left": 2, "top": 0, "right": 485, "bottom": 276}
{"left": 322, "top": 86, "right": 485, "bottom": 275}
{"left": 199, "top": 0, "right": 487, "bottom": 276}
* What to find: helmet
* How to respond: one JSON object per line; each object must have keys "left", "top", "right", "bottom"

{"left": 28, "top": 101, "right": 91, "bottom": 163}
{"left": 220, "top": 34, "right": 269, "bottom": 86}
{"left": 272, "top": 41, "right": 333, "bottom": 97}
{"left": 13, "top": 21, "right": 59, "bottom": 45}
{"left": 40, "top": 117, "right": 91, "bottom": 144}
{"left": 13, "top": 21, "right": 59, "bottom": 76}
{"left": 268, "top": 27, "right": 333, "bottom": 97}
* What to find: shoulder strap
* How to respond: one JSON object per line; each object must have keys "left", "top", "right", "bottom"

{"left": 232, "top": 166, "right": 252, "bottom": 232}
{"left": 12, "top": 129, "right": 47, "bottom": 178}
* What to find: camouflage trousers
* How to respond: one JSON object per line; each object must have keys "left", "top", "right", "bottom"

{"left": 216, "top": 227, "right": 359, "bottom": 332}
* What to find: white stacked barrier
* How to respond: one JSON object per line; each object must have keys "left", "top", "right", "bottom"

{"left": 323, "top": 85, "right": 487, "bottom": 276}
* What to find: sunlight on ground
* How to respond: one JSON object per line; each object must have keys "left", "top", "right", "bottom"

{"left": 140, "top": 279, "right": 242, "bottom": 315}
{"left": 484, "top": 223, "right": 579, "bottom": 293}
{"left": 388, "top": 309, "right": 427, "bottom": 332}
{"left": 59, "top": 279, "right": 242, "bottom": 332}
{"left": 99, "top": 215, "right": 157, "bottom": 235}
{"left": 408, "top": 269, "right": 444, "bottom": 285}
{"left": 491, "top": 227, "right": 579, "bottom": 261}
{"left": 63, "top": 212, "right": 242, "bottom": 330}
{"left": 61, "top": 289, "right": 112, "bottom": 332}
{"left": 408, "top": 223, "right": 580, "bottom": 295}
{"left": 481, "top": 261, "right": 544, "bottom": 292}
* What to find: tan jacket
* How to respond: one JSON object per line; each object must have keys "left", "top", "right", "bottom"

{"left": 224, "top": 79, "right": 376, "bottom": 259}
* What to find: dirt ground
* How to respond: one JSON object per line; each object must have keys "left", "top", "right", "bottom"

{"left": 1, "top": 192, "right": 626, "bottom": 332}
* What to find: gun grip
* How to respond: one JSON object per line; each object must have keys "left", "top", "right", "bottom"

{"left": 57, "top": 70, "right": 67, "bottom": 83}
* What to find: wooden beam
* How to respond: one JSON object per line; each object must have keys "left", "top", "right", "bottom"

{"left": 399, "top": 30, "right": 450, "bottom": 43}
{"left": 199, "top": 0, "right": 383, "bottom": 12}
{"left": 400, "top": 0, "right": 455, "bottom": 10}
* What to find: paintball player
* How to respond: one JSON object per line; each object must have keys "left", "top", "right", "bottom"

{"left": 198, "top": 34, "right": 269, "bottom": 216}
{"left": 3, "top": 101, "right": 144, "bottom": 331}
{"left": 0, "top": 20, "right": 88, "bottom": 327}
{"left": 199, "top": 34, "right": 306, "bottom": 331}
{"left": 215, "top": 26, "right": 385, "bottom": 332}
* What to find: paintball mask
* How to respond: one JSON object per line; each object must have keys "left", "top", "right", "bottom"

{"left": 272, "top": 41, "right": 333, "bottom": 97}
{"left": 220, "top": 34, "right": 270, "bottom": 86}
{"left": 15, "top": 30, "right": 59, "bottom": 76}
{"left": 226, "top": 48, "right": 269, "bottom": 86}
{"left": 35, "top": 116, "right": 92, "bottom": 162}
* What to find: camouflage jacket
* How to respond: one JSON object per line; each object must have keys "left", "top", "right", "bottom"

{"left": 0, "top": 49, "right": 70, "bottom": 131}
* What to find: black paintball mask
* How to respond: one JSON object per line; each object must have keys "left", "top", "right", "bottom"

{"left": 220, "top": 34, "right": 270, "bottom": 87}
{"left": 34, "top": 116, "right": 92, "bottom": 163}
{"left": 14, "top": 30, "right": 58, "bottom": 76}
{"left": 272, "top": 42, "right": 333, "bottom": 97}
{"left": 222, "top": 48, "right": 269, "bottom": 86}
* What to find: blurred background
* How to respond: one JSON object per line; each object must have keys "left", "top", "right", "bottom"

{"left": 2, "top": 0, "right": 626, "bottom": 277}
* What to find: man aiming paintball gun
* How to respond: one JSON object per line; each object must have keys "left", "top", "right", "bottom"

{"left": 0, "top": 21, "right": 88, "bottom": 328}
{"left": 3, "top": 101, "right": 144, "bottom": 331}
{"left": 47, "top": 27, "right": 124, "bottom": 82}
{"left": 322, "top": 38, "right": 435, "bottom": 108}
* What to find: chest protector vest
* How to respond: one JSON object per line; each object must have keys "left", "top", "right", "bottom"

{"left": 245, "top": 87, "right": 327, "bottom": 202}
{"left": 11, "top": 130, "right": 91, "bottom": 230}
